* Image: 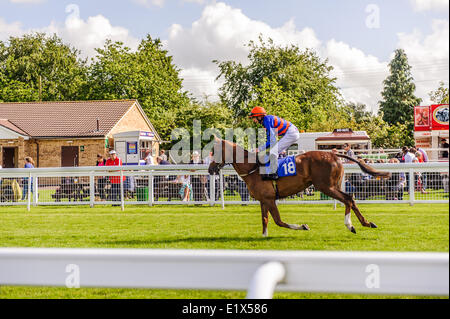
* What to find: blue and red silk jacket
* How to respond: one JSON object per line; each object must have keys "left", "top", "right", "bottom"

{"left": 260, "top": 115, "right": 294, "bottom": 151}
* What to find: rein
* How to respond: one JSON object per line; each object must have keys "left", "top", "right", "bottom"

{"left": 238, "top": 164, "right": 260, "bottom": 178}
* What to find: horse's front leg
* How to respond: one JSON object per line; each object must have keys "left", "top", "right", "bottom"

{"left": 261, "top": 203, "right": 269, "bottom": 237}
{"left": 265, "top": 200, "right": 310, "bottom": 231}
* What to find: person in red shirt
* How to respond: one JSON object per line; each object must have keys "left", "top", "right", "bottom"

{"left": 105, "top": 150, "right": 125, "bottom": 203}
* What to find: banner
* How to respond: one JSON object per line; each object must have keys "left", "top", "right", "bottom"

{"left": 414, "top": 106, "right": 431, "bottom": 131}
{"left": 431, "top": 104, "right": 449, "bottom": 131}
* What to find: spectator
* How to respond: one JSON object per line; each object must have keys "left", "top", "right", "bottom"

{"left": 386, "top": 158, "right": 406, "bottom": 200}
{"left": 124, "top": 176, "right": 135, "bottom": 199}
{"left": 415, "top": 146, "right": 429, "bottom": 191}
{"left": 190, "top": 151, "right": 205, "bottom": 202}
{"left": 144, "top": 150, "right": 154, "bottom": 165}
{"left": 105, "top": 150, "right": 125, "bottom": 204}
{"left": 96, "top": 154, "right": 107, "bottom": 200}
{"left": 159, "top": 150, "right": 168, "bottom": 162}
{"left": 156, "top": 156, "right": 170, "bottom": 165}
{"left": 415, "top": 146, "right": 429, "bottom": 163}
{"left": 402, "top": 146, "right": 416, "bottom": 163}
{"left": 343, "top": 143, "right": 355, "bottom": 161}
{"left": 415, "top": 151, "right": 424, "bottom": 163}
{"left": 21, "top": 157, "right": 35, "bottom": 201}
{"left": 203, "top": 151, "right": 215, "bottom": 166}
{"left": 413, "top": 158, "right": 427, "bottom": 194}
{"left": 203, "top": 151, "right": 219, "bottom": 202}
{"left": 441, "top": 138, "right": 449, "bottom": 159}
{"left": 175, "top": 174, "right": 192, "bottom": 202}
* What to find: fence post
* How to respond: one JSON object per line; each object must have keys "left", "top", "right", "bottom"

{"left": 409, "top": 168, "right": 415, "bottom": 206}
{"left": 27, "top": 172, "right": 32, "bottom": 212}
{"left": 210, "top": 175, "right": 215, "bottom": 207}
{"left": 32, "top": 176, "right": 38, "bottom": 207}
{"left": 148, "top": 171, "right": 153, "bottom": 207}
{"left": 120, "top": 170, "right": 125, "bottom": 211}
{"left": 219, "top": 171, "right": 225, "bottom": 210}
{"left": 246, "top": 261, "right": 286, "bottom": 299}
{"left": 89, "top": 173, "right": 95, "bottom": 208}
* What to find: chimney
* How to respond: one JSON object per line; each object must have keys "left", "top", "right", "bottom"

{"left": 96, "top": 118, "right": 100, "bottom": 132}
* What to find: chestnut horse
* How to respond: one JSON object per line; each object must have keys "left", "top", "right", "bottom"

{"left": 208, "top": 138, "right": 391, "bottom": 235}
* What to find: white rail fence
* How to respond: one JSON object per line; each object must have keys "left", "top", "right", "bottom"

{"left": 0, "top": 162, "right": 448, "bottom": 210}
{"left": 0, "top": 248, "right": 447, "bottom": 298}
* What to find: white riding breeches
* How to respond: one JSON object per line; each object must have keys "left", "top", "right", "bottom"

{"left": 269, "top": 125, "right": 301, "bottom": 158}
{"left": 264, "top": 126, "right": 300, "bottom": 173}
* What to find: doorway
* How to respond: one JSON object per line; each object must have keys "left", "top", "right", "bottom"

{"left": 2, "top": 147, "right": 17, "bottom": 168}
{"left": 61, "top": 146, "right": 79, "bottom": 167}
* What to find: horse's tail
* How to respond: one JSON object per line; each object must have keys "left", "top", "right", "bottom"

{"left": 337, "top": 154, "right": 391, "bottom": 179}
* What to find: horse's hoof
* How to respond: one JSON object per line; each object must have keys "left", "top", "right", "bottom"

{"left": 301, "top": 224, "right": 310, "bottom": 231}
{"left": 350, "top": 226, "right": 357, "bottom": 234}
{"left": 370, "top": 222, "right": 378, "bottom": 229}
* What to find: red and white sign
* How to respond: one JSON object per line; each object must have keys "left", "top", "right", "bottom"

{"left": 415, "top": 104, "right": 449, "bottom": 132}
{"left": 431, "top": 104, "right": 449, "bottom": 130}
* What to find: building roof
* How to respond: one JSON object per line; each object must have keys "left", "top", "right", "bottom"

{"left": 315, "top": 129, "right": 370, "bottom": 142}
{"left": 0, "top": 119, "right": 29, "bottom": 136}
{"left": 0, "top": 100, "right": 143, "bottom": 138}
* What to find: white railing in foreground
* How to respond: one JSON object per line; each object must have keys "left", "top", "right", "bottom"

{"left": 0, "top": 248, "right": 447, "bottom": 298}
{"left": 0, "top": 162, "right": 448, "bottom": 209}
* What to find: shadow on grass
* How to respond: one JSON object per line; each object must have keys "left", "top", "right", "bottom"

{"left": 100, "top": 236, "right": 294, "bottom": 246}
{"left": 99, "top": 234, "right": 379, "bottom": 246}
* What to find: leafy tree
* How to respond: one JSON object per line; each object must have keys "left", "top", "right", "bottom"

{"left": 379, "top": 49, "right": 422, "bottom": 131}
{"left": 215, "top": 37, "right": 342, "bottom": 130}
{"left": 429, "top": 81, "right": 449, "bottom": 104}
{"left": 0, "top": 33, "right": 88, "bottom": 102}
{"left": 87, "top": 36, "right": 190, "bottom": 141}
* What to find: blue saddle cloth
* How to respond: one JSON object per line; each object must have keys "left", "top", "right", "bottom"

{"left": 277, "top": 156, "right": 297, "bottom": 177}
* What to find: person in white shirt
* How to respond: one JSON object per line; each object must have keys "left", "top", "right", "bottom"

{"left": 402, "top": 147, "right": 416, "bottom": 163}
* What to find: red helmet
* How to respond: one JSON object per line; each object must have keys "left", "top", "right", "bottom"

{"left": 249, "top": 106, "right": 267, "bottom": 118}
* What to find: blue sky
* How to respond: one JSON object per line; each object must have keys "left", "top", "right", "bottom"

{"left": 0, "top": 0, "right": 448, "bottom": 110}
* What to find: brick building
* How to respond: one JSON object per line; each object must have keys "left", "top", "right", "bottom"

{"left": 0, "top": 100, "right": 161, "bottom": 168}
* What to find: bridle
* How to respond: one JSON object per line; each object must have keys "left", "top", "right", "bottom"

{"left": 238, "top": 164, "right": 259, "bottom": 178}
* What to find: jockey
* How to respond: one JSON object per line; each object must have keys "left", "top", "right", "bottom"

{"left": 249, "top": 106, "right": 300, "bottom": 180}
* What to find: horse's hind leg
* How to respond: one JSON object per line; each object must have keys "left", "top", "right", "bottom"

{"left": 320, "top": 187, "right": 377, "bottom": 233}
{"left": 260, "top": 203, "right": 269, "bottom": 237}
{"left": 265, "top": 200, "right": 310, "bottom": 231}
{"left": 348, "top": 195, "right": 377, "bottom": 229}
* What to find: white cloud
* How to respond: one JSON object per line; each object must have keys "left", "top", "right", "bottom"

{"left": 8, "top": 0, "right": 46, "bottom": 3}
{"left": 325, "top": 40, "right": 388, "bottom": 112}
{"left": 165, "top": 2, "right": 321, "bottom": 102}
{"left": 57, "top": 4, "right": 140, "bottom": 58}
{"left": 0, "top": 18, "right": 24, "bottom": 40}
{"left": 0, "top": 5, "right": 140, "bottom": 59}
{"left": 410, "top": 0, "right": 449, "bottom": 11}
{"left": 397, "top": 19, "right": 449, "bottom": 104}
{"left": 133, "top": 0, "right": 206, "bottom": 7}
{"left": 165, "top": 2, "right": 448, "bottom": 111}
{"left": 132, "top": 0, "right": 166, "bottom": 7}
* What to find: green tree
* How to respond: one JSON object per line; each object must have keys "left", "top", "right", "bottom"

{"left": 0, "top": 33, "right": 88, "bottom": 102}
{"left": 87, "top": 36, "right": 190, "bottom": 141}
{"left": 379, "top": 49, "right": 422, "bottom": 131}
{"left": 429, "top": 81, "right": 449, "bottom": 104}
{"left": 215, "top": 37, "right": 342, "bottom": 130}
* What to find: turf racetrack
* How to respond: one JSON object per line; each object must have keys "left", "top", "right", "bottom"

{"left": 0, "top": 204, "right": 448, "bottom": 299}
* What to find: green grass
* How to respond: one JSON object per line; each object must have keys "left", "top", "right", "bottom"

{"left": 0, "top": 204, "right": 448, "bottom": 299}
